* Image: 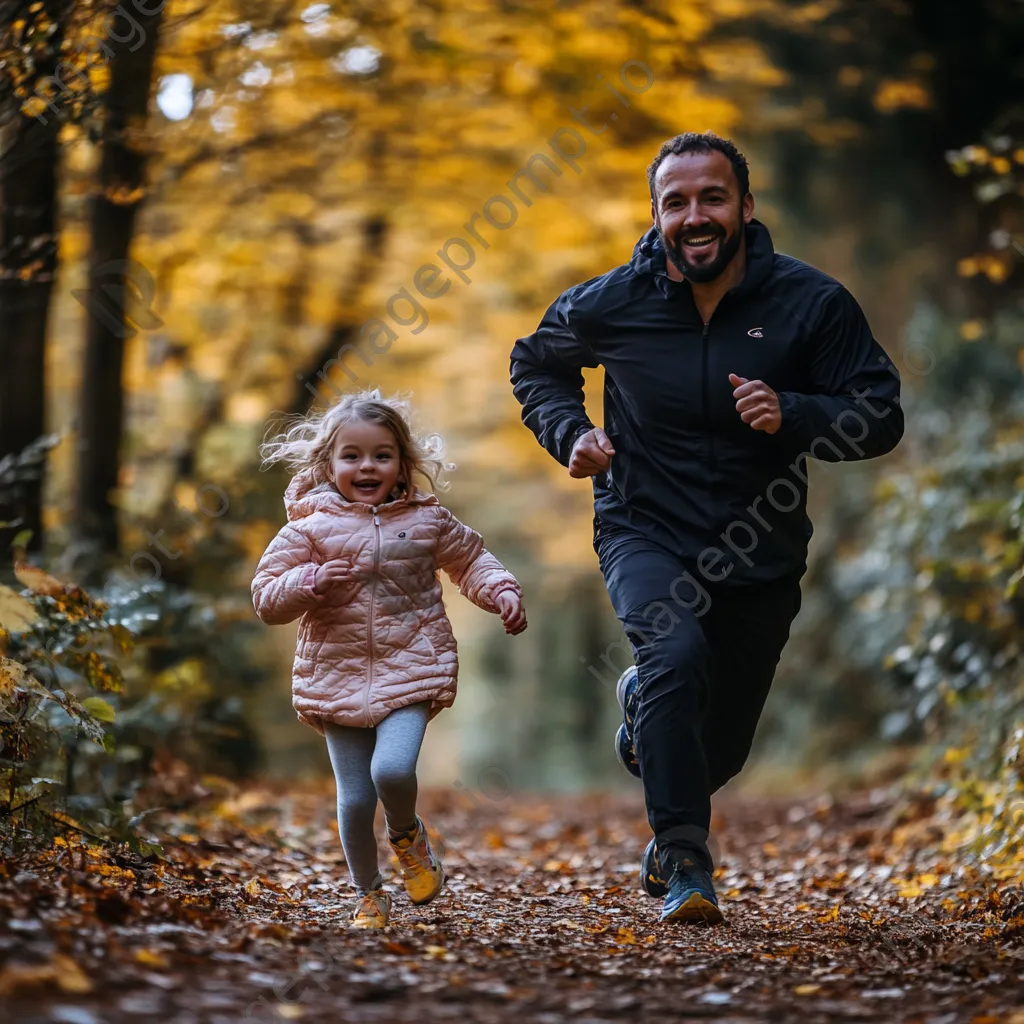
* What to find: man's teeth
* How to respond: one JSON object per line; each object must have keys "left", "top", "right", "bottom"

{"left": 684, "top": 235, "right": 717, "bottom": 246}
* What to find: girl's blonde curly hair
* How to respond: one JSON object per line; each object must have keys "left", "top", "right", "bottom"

{"left": 259, "top": 389, "right": 451, "bottom": 496}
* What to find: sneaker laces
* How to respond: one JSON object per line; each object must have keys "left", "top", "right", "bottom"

{"left": 391, "top": 820, "right": 436, "bottom": 872}
{"left": 662, "top": 848, "right": 712, "bottom": 885}
{"left": 353, "top": 889, "right": 389, "bottom": 920}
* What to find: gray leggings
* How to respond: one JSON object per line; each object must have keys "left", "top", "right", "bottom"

{"left": 323, "top": 702, "right": 430, "bottom": 893}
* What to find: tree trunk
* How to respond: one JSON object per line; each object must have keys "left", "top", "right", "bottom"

{"left": 75, "top": 7, "right": 164, "bottom": 565}
{"left": 0, "top": 114, "right": 60, "bottom": 557}
{"left": 290, "top": 132, "right": 390, "bottom": 412}
{"left": 0, "top": 0, "right": 77, "bottom": 559}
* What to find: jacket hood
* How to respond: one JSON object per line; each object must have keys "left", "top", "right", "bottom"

{"left": 283, "top": 468, "right": 439, "bottom": 522}
{"left": 630, "top": 218, "right": 776, "bottom": 297}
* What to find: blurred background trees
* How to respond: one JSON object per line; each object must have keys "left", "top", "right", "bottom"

{"left": 1, "top": 0, "right": 1023, "bottom": 859}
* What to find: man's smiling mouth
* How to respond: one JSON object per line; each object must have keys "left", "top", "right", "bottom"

{"left": 683, "top": 234, "right": 719, "bottom": 249}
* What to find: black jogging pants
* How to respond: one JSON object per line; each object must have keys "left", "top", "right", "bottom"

{"left": 595, "top": 524, "right": 803, "bottom": 873}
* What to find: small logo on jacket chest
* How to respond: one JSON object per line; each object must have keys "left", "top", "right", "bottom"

{"left": 747, "top": 327, "right": 763, "bottom": 338}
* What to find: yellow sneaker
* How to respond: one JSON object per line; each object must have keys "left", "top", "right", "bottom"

{"left": 350, "top": 888, "right": 391, "bottom": 929}
{"left": 388, "top": 816, "right": 445, "bottom": 906}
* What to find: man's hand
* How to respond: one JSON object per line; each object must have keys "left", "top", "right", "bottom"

{"left": 568, "top": 427, "right": 616, "bottom": 478}
{"left": 496, "top": 590, "right": 527, "bottom": 635}
{"left": 729, "top": 374, "right": 781, "bottom": 434}
{"left": 313, "top": 560, "right": 357, "bottom": 595}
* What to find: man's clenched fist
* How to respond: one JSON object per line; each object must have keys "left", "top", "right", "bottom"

{"left": 729, "top": 373, "right": 782, "bottom": 434}
{"left": 569, "top": 427, "right": 616, "bottom": 478}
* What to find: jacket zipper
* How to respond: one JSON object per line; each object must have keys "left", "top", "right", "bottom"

{"left": 366, "top": 506, "right": 381, "bottom": 723}
{"left": 701, "top": 320, "right": 717, "bottom": 478}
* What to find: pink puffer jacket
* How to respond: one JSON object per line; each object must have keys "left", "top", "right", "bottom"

{"left": 251, "top": 470, "right": 521, "bottom": 732}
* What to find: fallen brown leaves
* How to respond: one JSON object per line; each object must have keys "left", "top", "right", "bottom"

{"left": 1, "top": 781, "right": 1022, "bottom": 1022}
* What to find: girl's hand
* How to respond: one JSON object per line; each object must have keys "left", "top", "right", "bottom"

{"left": 496, "top": 590, "right": 527, "bottom": 635}
{"left": 314, "top": 560, "right": 356, "bottom": 595}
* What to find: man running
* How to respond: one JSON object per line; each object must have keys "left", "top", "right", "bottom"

{"left": 509, "top": 132, "right": 903, "bottom": 924}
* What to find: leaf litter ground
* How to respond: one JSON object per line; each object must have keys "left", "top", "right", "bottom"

{"left": 1, "top": 780, "right": 1022, "bottom": 1023}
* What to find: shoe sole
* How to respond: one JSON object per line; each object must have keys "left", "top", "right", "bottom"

{"left": 350, "top": 917, "right": 389, "bottom": 929}
{"left": 660, "top": 892, "right": 725, "bottom": 925}
{"left": 615, "top": 666, "right": 637, "bottom": 715}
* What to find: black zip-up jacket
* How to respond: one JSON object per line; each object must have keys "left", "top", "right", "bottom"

{"left": 510, "top": 219, "right": 904, "bottom": 585}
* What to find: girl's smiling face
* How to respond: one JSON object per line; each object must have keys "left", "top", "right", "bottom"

{"left": 331, "top": 417, "right": 403, "bottom": 505}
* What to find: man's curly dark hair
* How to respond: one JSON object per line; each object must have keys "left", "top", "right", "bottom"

{"left": 647, "top": 132, "right": 750, "bottom": 201}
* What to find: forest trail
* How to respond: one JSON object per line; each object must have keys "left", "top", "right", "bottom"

{"left": 2, "top": 781, "right": 1022, "bottom": 1023}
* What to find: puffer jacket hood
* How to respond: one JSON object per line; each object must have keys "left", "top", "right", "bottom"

{"left": 252, "top": 471, "right": 521, "bottom": 732}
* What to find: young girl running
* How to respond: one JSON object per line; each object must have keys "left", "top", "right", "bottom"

{"left": 251, "top": 390, "right": 526, "bottom": 928}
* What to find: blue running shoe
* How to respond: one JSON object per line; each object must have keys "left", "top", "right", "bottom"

{"left": 640, "top": 838, "right": 668, "bottom": 898}
{"left": 613, "top": 666, "right": 641, "bottom": 778}
{"left": 658, "top": 850, "right": 724, "bottom": 925}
